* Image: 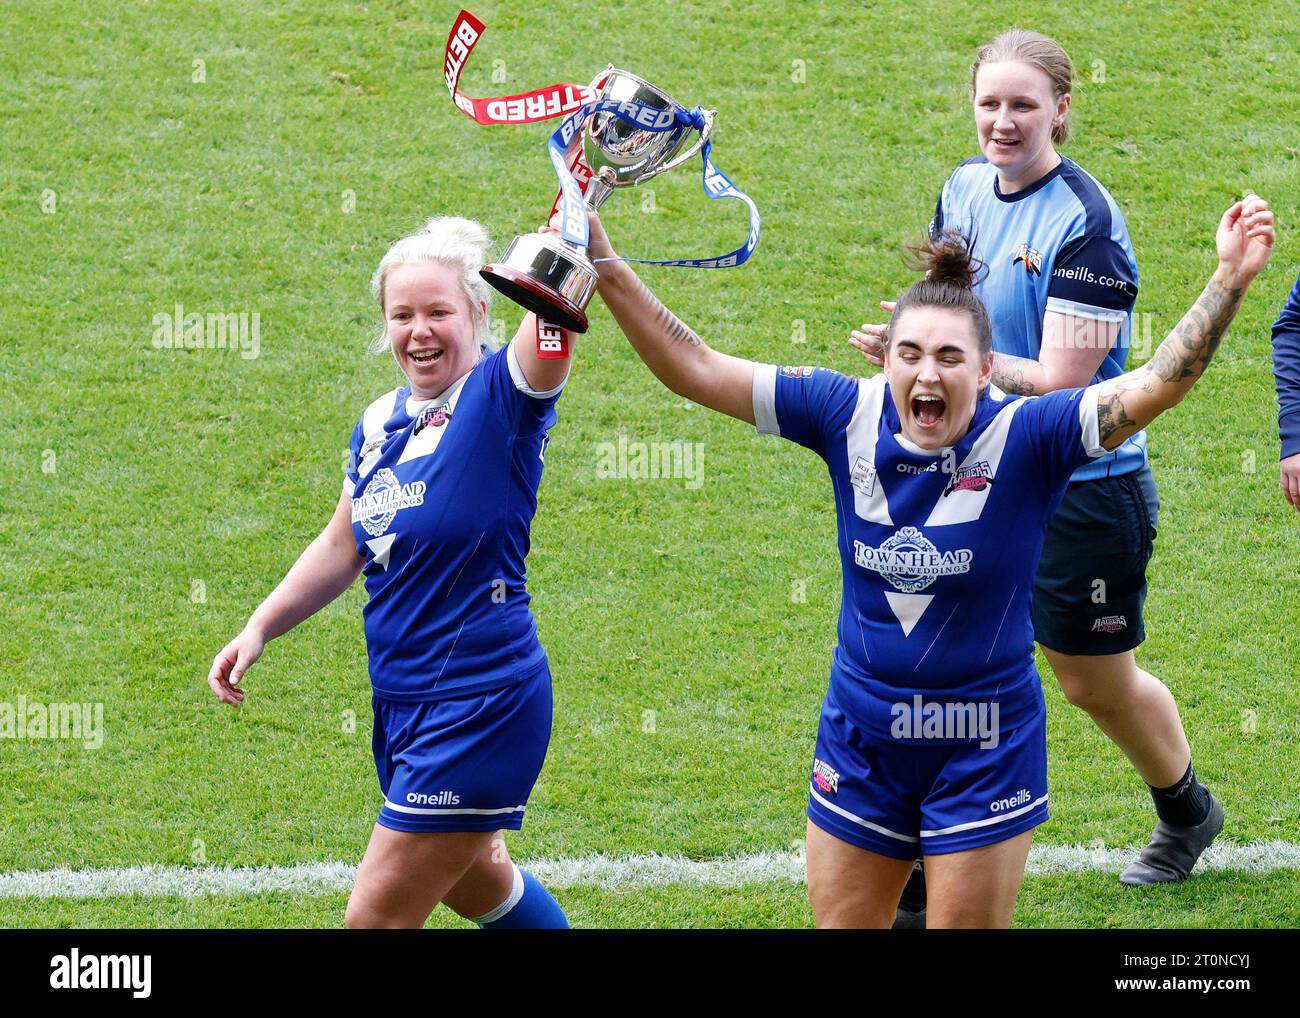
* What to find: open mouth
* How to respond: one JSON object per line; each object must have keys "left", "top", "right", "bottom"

{"left": 991, "top": 137, "right": 1020, "bottom": 150}
{"left": 911, "top": 394, "right": 946, "bottom": 429}
{"left": 408, "top": 348, "right": 444, "bottom": 366}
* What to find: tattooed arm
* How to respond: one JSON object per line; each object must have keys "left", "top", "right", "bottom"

{"left": 1094, "top": 197, "right": 1275, "bottom": 450}
{"left": 991, "top": 313, "right": 1118, "bottom": 396}
{"left": 991, "top": 353, "right": 1043, "bottom": 396}
{"left": 584, "top": 211, "right": 758, "bottom": 424}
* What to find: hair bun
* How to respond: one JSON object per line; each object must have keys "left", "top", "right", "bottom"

{"left": 886, "top": 226, "right": 994, "bottom": 358}
{"left": 906, "top": 228, "right": 984, "bottom": 290}
{"left": 419, "top": 215, "right": 490, "bottom": 261}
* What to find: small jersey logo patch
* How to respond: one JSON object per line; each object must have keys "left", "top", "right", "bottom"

{"left": 780, "top": 365, "right": 814, "bottom": 379}
{"left": 850, "top": 456, "right": 878, "bottom": 497}
{"left": 414, "top": 404, "right": 451, "bottom": 435}
{"left": 943, "top": 459, "right": 995, "bottom": 496}
{"left": 405, "top": 790, "right": 461, "bottom": 806}
{"left": 1013, "top": 243, "right": 1043, "bottom": 276}
{"left": 990, "top": 788, "right": 1034, "bottom": 813}
{"left": 812, "top": 758, "right": 840, "bottom": 796}
{"left": 1092, "top": 614, "right": 1127, "bottom": 633}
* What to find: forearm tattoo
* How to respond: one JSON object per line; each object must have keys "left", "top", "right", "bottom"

{"left": 1097, "top": 276, "right": 1245, "bottom": 445}
{"left": 992, "top": 353, "right": 1038, "bottom": 395}
{"left": 1145, "top": 276, "right": 1243, "bottom": 385}
{"left": 629, "top": 273, "right": 703, "bottom": 348}
{"left": 1096, "top": 375, "right": 1146, "bottom": 443}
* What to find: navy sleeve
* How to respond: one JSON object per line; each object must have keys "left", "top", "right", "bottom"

{"left": 1016, "top": 385, "right": 1109, "bottom": 487}
{"left": 481, "top": 340, "right": 565, "bottom": 436}
{"left": 1271, "top": 270, "right": 1300, "bottom": 459}
{"left": 1046, "top": 235, "right": 1138, "bottom": 321}
{"left": 752, "top": 364, "right": 861, "bottom": 459}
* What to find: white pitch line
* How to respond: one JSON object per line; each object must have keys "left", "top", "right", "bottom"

{"left": 3, "top": 842, "right": 1299, "bottom": 899}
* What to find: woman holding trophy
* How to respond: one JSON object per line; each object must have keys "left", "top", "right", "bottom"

{"left": 207, "top": 215, "right": 572, "bottom": 929}
{"left": 575, "top": 191, "right": 1273, "bottom": 926}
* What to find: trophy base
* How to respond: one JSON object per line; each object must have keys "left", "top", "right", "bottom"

{"left": 480, "top": 233, "right": 597, "bottom": 334}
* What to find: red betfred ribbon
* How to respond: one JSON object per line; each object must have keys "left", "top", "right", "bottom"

{"left": 444, "top": 10, "right": 597, "bottom": 125}
{"left": 444, "top": 9, "right": 596, "bottom": 357}
{"left": 535, "top": 318, "right": 571, "bottom": 359}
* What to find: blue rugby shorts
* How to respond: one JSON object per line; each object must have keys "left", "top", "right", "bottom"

{"left": 807, "top": 677, "right": 1049, "bottom": 859}
{"left": 372, "top": 666, "right": 552, "bottom": 834}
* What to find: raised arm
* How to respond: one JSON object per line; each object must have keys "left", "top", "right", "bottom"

{"left": 508, "top": 309, "right": 569, "bottom": 394}
{"left": 1094, "top": 197, "right": 1275, "bottom": 451}
{"left": 582, "top": 211, "right": 756, "bottom": 424}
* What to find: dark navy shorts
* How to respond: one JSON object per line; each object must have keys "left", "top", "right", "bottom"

{"left": 1032, "top": 464, "right": 1160, "bottom": 656}
{"left": 372, "top": 667, "right": 552, "bottom": 834}
{"left": 806, "top": 679, "right": 1049, "bottom": 860}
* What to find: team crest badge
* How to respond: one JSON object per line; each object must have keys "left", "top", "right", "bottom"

{"left": 943, "top": 459, "right": 995, "bottom": 496}
{"left": 1092, "top": 615, "right": 1127, "bottom": 634}
{"left": 414, "top": 403, "right": 451, "bottom": 435}
{"left": 1013, "top": 243, "right": 1043, "bottom": 276}
{"left": 812, "top": 758, "right": 840, "bottom": 796}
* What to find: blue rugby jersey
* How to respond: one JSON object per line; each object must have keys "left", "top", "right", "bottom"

{"left": 933, "top": 155, "right": 1143, "bottom": 481}
{"left": 1271, "top": 270, "right": 1300, "bottom": 459}
{"left": 754, "top": 365, "right": 1107, "bottom": 731}
{"left": 344, "top": 341, "right": 564, "bottom": 701}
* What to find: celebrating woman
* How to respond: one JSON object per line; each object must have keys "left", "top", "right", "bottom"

{"left": 585, "top": 193, "right": 1272, "bottom": 926}
{"left": 208, "top": 216, "right": 571, "bottom": 929}
{"left": 1271, "top": 269, "right": 1300, "bottom": 510}
{"left": 851, "top": 31, "right": 1228, "bottom": 908}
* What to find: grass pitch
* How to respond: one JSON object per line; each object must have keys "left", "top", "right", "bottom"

{"left": 1, "top": 0, "right": 1297, "bottom": 927}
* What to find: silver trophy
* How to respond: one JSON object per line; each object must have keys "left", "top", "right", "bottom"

{"left": 479, "top": 67, "right": 715, "bottom": 333}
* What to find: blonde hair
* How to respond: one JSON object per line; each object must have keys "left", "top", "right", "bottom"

{"left": 368, "top": 216, "right": 495, "bottom": 355}
{"left": 971, "top": 29, "right": 1074, "bottom": 146}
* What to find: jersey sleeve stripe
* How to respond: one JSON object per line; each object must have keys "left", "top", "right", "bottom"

{"left": 1045, "top": 295, "right": 1129, "bottom": 323}
{"left": 1078, "top": 383, "right": 1109, "bottom": 459}
{"left": 753, "top": 362, "right": 780, "bottom": 436}
{"left": 1058, "top": 158, "right": 1114, "bottom": 237}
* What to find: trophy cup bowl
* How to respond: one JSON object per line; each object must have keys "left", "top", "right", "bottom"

{"left": 480, "top": 67, "right": 715, "bottom": 333}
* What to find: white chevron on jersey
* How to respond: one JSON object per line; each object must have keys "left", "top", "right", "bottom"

{"left": 923, "top": 398, "right": 1025, "bottom": 527}
{"left": 365, "top": 533, "right": 397, "bottom": 570}
{"left": 397, "top": 377, "right": 470, "bottom": 466}
{"left": 844, "top": 375, "right": 893, "bottom": 525}
{"left": 356, "top": 387, "right": 402, "bottom": 482}
{"left": 884, "top": 592, "right": 934, "bottom": 637}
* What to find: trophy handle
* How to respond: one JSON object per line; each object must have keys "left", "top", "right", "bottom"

{"left": 635, "top": 107, "right": 715, "bottom": 184}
